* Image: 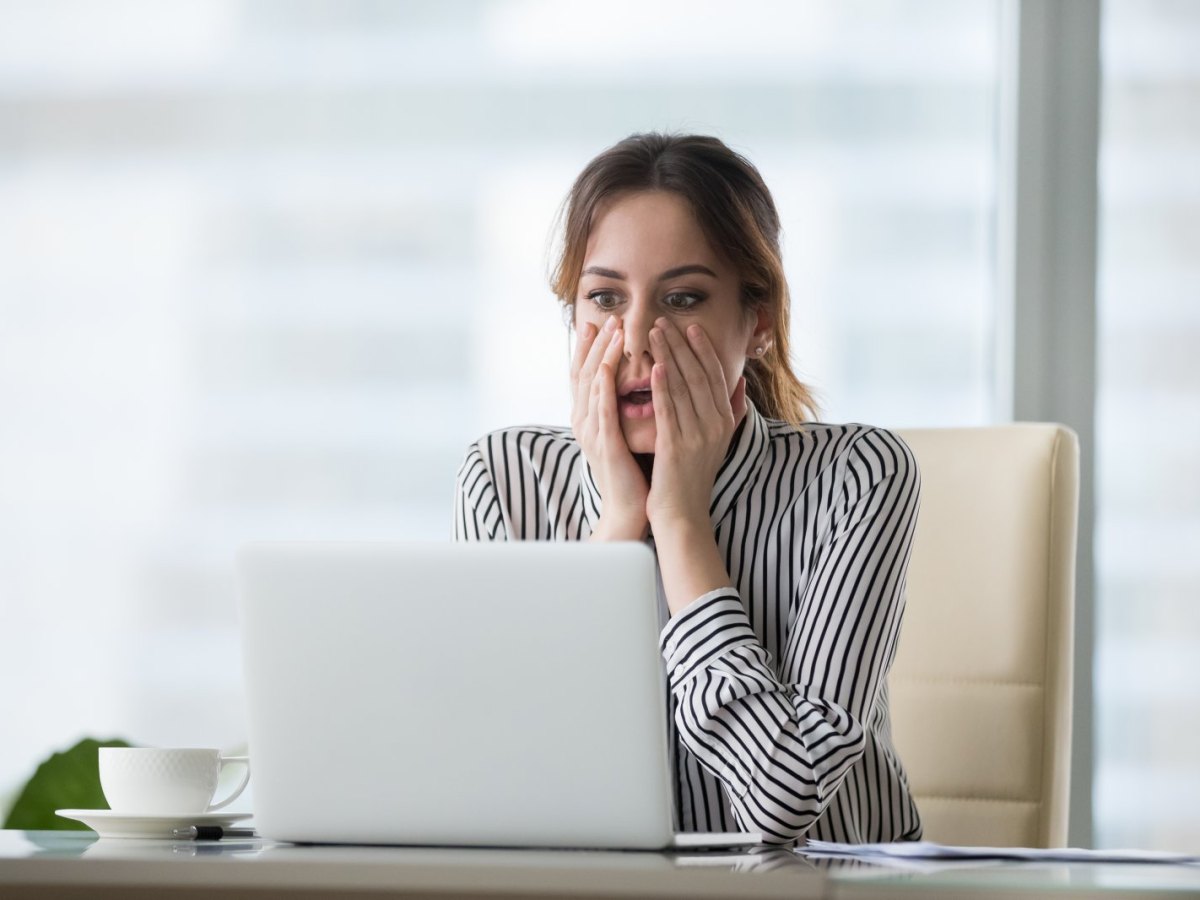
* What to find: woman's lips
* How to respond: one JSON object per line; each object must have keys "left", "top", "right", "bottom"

{"left": 618, "top": 390, "right": 655, "bottom": 419}
{"left": 618, "top": 379, "right": 654, "bottom": 419}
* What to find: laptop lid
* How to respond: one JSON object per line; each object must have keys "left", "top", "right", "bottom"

{"left": 237, "top": 541, "right": 679, "bottom": 849}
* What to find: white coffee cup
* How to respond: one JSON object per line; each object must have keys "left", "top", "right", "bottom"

{"left": 99, "top": 748, "right": 251, "bottom": 816}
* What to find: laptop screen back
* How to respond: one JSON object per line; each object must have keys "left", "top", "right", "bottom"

{"left": 237, "top": 541, "right": 676, "bottom": 848}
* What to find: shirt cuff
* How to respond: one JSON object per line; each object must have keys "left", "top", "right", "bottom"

{"left": 659, "top": 588, "right": 758, "bottom": 690}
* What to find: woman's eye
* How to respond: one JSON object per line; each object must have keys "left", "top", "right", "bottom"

{"left": 663, "top": 292, "right": 704, "bottom": 311}
{"left": 586, "top": 291, "right": 621, "bottom": 310}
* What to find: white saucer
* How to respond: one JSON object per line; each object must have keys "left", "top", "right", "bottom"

{"left": 57, "top": 809, "right": 252, "bottom": 840}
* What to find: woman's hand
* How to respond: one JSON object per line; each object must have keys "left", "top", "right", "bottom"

{"left": 570, "top": 316, "right": 649, "bottom": 540}
{"left": 646, "top": 318, "right": 747, "bottom": 534}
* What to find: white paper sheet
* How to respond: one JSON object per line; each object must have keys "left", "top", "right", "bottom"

{"left": 799, "top": 840, "right": 1200, "bottom": 866}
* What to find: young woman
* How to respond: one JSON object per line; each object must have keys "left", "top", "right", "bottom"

{"left": 454, "top": 133, "right": 922, "bottom": 846}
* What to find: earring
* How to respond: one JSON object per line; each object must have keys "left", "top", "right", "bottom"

{"left": 753, "top": 346, "right": 765, "bottom": 357}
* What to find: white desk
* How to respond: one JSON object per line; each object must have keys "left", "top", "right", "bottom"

{"left": 3, "top": 831, "right": 1200, "bottom": 899}
{"left": 0, "top": 830, "right": 821, "bottom": 899}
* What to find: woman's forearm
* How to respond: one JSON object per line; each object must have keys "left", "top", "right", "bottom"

{"left": 652, "top": 517, "right": 734, "bottom": 615}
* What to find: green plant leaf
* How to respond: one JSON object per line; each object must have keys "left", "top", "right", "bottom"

{"left": 3, "top": 737, "right": 132, "bottom": 830}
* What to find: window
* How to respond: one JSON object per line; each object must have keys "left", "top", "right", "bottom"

{"left": 0, "top": 1, "right": 999, "bottom": 809}
{"left": 1094, "top": 0, "right": 1200, "bottom": 852}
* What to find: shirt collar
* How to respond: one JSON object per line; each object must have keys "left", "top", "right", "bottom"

{"left": 579, "top": 399, "right": 770, "bottom": 533}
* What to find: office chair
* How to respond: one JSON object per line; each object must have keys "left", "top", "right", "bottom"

{"left": 890, "top": 424, "right": 1079, "bottom": 848}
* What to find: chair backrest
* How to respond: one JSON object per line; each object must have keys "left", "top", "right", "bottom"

{"left": 891, "top": 424, "right": 1078, "bottom": 848}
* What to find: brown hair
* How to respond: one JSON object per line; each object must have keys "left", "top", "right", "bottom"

{"left": 550, "top": 132, "right": 816, "bottom": 425}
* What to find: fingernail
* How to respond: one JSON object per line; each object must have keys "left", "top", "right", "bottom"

{"left": 610, "top": 329, "right": 622, "bottom": 345}
{"left": 603, "top": 316, "right": 617, "bottom": 332}
{"left": 650, "top": 328, "right": 662, "bottom": 342}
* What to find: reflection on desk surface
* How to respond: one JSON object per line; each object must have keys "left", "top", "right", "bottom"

{"left": 7, "top": 829, "right": 816, "bottom": 873}
{"left": 6, "top": 830, "right": 1200, "bottom": 897}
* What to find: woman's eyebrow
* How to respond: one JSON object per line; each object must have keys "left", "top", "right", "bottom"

{"left": 658, "top": 264, "right": 717, "bottom": 280}
{"left": 582, "top": 265, "right": 625, "bottom": 279}
{"left": 580, "top": 264, "right": 717, "bottom": 281}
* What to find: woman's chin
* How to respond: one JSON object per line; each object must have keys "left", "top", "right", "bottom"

{"left": 621, "top": 419, "right": 656, "bottom": 455}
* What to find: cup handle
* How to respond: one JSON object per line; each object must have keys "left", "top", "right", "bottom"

{"left": 207, "top": 756, "right": 251, "bottom": 812}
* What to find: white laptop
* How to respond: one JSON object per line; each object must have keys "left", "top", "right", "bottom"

{"left": 236, "top": 541, "right": 763, "bottom": 851}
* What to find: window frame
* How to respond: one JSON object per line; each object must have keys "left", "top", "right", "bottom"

{"left": 995, "top": 0, "right": 1100, "bottom": 848}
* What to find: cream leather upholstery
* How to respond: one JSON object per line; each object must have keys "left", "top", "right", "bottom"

{"left": 891, "top": 425, "right": 1078, "bottom": 848}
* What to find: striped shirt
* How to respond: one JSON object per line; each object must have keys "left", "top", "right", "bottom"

{"left": 453, "top": 401, "right": 923, "bottom": 845}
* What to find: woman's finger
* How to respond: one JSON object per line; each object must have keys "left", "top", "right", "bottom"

{"left": 684, "top": 323, "right": 732, "bottom": 418}
{"left": 650, "top": 361, "right": 679, "bottom": 444}
{"left": 596, "top": 361, "right": 623, "bottom": 448}
{"left": 584, "top": 327, "right": 623, "bottom": 438}
{"left": 576, "top": 321, "right": 624, "bottom": 429}
{"left": 571, "top": 322, "right": 598, "bottom": 427}
{"left": 589, "top": 324, "right": 624, "bottom": 418}
{"left": 570, "top": 323, "right": 599, "bottom": 419}
{"left": 583, "top": 361, "right": 603, "bottom": 441}
{"left": 569, "top": 320, "right": 597, "bottom": 383}
{"left": 650, "top": 325, "right": 698, "bottom": 432}
{"left": 574, "top": 316, "right": 619, "bottom": 411}
{"left": 656, "top": 318, "right": 718, "bottom": 421}
{"left": 600, "top": 322, "right": 625, "bottom": 372}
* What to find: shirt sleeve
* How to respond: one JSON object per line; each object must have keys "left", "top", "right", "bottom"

{"left": 453, "top": 441, "right": 508, "bottom": 541}
{"left": 658, "top": 427, "right": 921, "bottom": 844}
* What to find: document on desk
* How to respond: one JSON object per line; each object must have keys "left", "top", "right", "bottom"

{"left": 799, "top": 840, "right": 1200, "bottom": 866}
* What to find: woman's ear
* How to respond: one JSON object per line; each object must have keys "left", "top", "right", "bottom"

{"left": 745, "top": 306, "right": 774, "bottom": 358}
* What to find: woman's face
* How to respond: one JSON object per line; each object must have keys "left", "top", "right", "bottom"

{"left": 574, "top": 190, "right": 768, "bottom": 454}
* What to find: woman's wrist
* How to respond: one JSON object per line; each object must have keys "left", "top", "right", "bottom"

{"left": 589, "top": 512, "right": 649, "bottom": 542}
{"left": 652, "top": 519, "right": 733, "bottom": 615}
{"left": 647, "top": 503, "right": 711, "bottom": 539}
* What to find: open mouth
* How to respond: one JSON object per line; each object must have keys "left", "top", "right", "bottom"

{"left": 618, "top": 380, "right": 655, "bottom": 419}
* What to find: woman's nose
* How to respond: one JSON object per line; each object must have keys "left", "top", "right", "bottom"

{"left": 621, "top": 308, "right": 654, "bottom": 363}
